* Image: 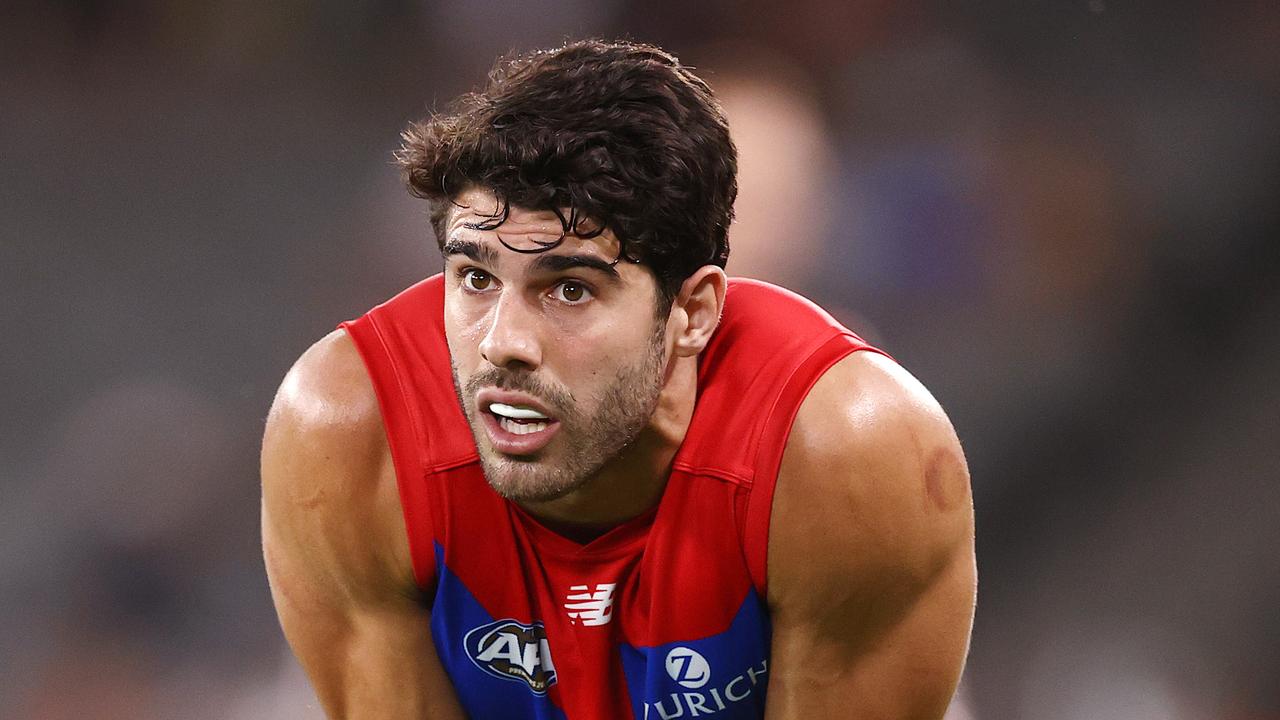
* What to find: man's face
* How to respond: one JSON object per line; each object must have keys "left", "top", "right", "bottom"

{"left": 442, "top": 190, "right": 671, "bottom": 503}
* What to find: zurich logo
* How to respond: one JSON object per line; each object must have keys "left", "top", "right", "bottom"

{"left": 463, "top": 619, "right": 557, "bottom": 695}
{"left": 664, "top": 647, "right": 711, "bottom": 689}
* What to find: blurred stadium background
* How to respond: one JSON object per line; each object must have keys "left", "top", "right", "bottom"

{"left": 3, "top": 1, "right": 1278, "bottom": 718}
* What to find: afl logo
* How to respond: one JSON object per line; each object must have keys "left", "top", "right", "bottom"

{"left": 463, "top": 619, "right": 558, "bottom": 694}
{"left": 665, "top": 647, "right": 711, "bottom": 689}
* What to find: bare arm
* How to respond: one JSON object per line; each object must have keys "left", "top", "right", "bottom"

{"left": 765, "top": 352, "right": 976, "bottom": 719}
{"left": 261, "top": 330, "right": 465, "bottom": 719}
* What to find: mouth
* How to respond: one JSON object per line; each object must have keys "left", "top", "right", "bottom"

{"left": 475, "top": 391, "right": 562, "bottom": 456}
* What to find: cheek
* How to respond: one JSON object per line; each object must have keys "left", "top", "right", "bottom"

{"left": 444, "top": 306, "right": 487, "bottom": 364}
{"left": 547, "top": 325, "right": 651, "bottom": 381}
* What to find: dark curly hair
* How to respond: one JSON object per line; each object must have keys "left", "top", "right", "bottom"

{"left": 396, "top": 39, "right": 737, "bottom": 307}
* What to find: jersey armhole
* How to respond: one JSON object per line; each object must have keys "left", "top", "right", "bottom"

{"left": 742, "top": 335, "right": 892, "bottom": 595}
{"left": 338, "top": 318, "right": 439, "bottom": 594}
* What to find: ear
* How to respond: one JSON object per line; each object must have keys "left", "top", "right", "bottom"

{"left": 669, "top": 266, "right": 727, "bottom": 358}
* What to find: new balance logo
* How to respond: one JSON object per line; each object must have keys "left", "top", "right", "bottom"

{"left": 564, "top": 583, "right": 617, "bottom": 626}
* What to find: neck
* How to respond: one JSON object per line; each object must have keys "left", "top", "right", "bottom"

{"left": 516, "top": 354, "right": 699, "bottom": 542}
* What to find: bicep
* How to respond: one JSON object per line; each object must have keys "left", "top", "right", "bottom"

{"left": 765, "top": 352, "right": 975, "bottom": 719}
{"left": 766, "top": 535, "right": 975, "bottom": 719}
{"left": 260, "top": 333, "right": 464, "bottom": 719}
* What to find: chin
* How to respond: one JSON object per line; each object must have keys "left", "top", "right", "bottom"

{"left": 480, "top": 454, "right": 587, "bottom": 504}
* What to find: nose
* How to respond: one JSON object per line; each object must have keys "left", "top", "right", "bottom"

{"left": 478, "top": 290, "right": 543, "bottom": 371}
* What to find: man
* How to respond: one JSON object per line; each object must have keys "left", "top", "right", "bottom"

{"left": 262, "top": 40, "right": 974, "bottom": 719}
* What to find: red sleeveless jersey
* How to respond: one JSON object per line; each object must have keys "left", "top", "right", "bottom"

{"left": 340, "top": 275, "right": 885, "bottom": 720}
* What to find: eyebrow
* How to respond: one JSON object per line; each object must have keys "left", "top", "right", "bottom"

{"left": 441, "top": 237, "right": 622, "bottom": 283}
{"left": 441, "top": 238, "right": 500, "bottom": 267}
{"left": 530, "top": 253, "right": 622, "bottom": 282}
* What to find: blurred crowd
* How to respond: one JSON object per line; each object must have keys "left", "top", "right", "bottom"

{"left": 3, "top": 1, "right": 1277, "bottom": 718}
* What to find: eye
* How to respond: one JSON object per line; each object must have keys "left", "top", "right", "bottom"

{"left": 461, "top": 268, "right": 494, "bottom": 292}
{"left": 553, "top": 280, "right": 592, "bottom": 304}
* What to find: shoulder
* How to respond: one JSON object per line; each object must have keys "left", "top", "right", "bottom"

{"left": 261, "top": 329, "right": 414, "bottom": 599}
{"left": 263, "top": 329, "right": 385, "bottom": 487}
{"left": 767, "top": 350, "right": 973, "bottom": 613}
{"left": 761, "top": 348, "right": 977, "bottom": 718}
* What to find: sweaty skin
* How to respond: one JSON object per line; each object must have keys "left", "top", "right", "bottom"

{"left": 261, "top": 196, "right": 975, "bottom": 719}
{"left": 437, "top": 192, "right": 714, "bottom": 538}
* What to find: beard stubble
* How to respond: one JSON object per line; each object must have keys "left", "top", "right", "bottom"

{"left": 451, "top": 321, "right": 669, "bottom": 503}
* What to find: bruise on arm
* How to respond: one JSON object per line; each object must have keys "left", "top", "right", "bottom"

{"left": 765, "top": 351, "right": 975, "bottom": 720}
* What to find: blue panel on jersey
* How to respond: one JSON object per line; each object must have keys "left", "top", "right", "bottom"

{"left": 430, "top": 543, "right": 570, "bottom": 720}
{"left": 619, "top": 590, "right": 772, "bottom": 720}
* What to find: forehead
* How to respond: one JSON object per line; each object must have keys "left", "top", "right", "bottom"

{"left": 443, "top": 188, "right": 623, "bottom": 263}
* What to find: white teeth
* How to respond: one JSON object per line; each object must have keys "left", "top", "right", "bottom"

{"left": 498, "top": 417, "right": 549, "bottom": 435}
{"left": 489, "top": 402, "right": 550, "bottom": 420}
